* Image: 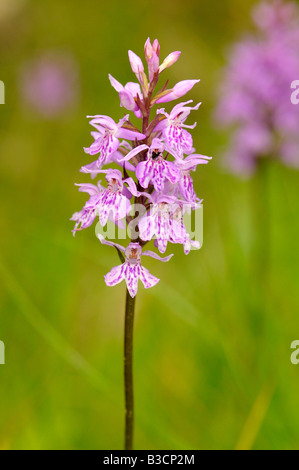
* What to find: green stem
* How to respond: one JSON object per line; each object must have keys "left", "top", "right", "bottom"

{"left": 122, "top": 78, "right": 153, "bottom": 450}
{"left": 124, "top": 289, "right": 136, "bottom": 450}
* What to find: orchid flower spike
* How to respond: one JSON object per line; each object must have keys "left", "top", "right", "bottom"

{"left": 72, "top": 38, "right": 211, "bottom": 296}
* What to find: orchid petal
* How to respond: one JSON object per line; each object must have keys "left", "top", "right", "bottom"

{"left": 80, "top": 160, "right": 103, "bottom": 175}
{"left": 135, "top": 161, "right": 151, "bottom": 188}
{"left": 124, "top": 177, "right": 154, "bottom": 200}
{"left": 112, "top": 151, "right": 136, "bottom": 172}
{"left": 124, "top": 82, "right": 141, "bottom": 97}
{"left": 142, "top": 250, "right": 174, "bottom": 262}
{"left": 125, "top": 264, "right": 140, "bottom": 298}
{"left": 104, "top": 264, "right": 126, "bottom": 286}
{"left": 139, "top": 266, "right": 160, "bottom": 289}
{"left": 128, "top": 50, "right": 144, "bottom": 74}
{"left": 116, "top": 128, "right": 146, "bottom": 141}
{"left": 119, "top": 90, "right": 136, "bottom": 111}
{"left": 97, "top": 234, "right": 125, "bottom": 252}
{"left": 74, "top": 183, "right": 101, "bottom": 196}
{"left": 87, "top": 115, "right": 117, "bottom": 130}
{"left": 108, "top": 74, "right": 123, "bottom": 93}
{"left": 120, "top": 144, "right": 149, "bottom": 162}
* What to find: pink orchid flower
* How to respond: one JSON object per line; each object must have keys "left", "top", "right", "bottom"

{"left": 84, "top": 114, "right": 145, "bottom": 167}
{"left": 71, "top": 170, "right": 146, "bottom": 234}
{"left": 120, "top": 138, "right": 181, "bottom": 192}
{"left": 108, "top": 74, "right": 142, "bottom": 118}
{"left": 155, "top": 100, "right": 201, "bottom": 156}
{"left": 138, "top": 194, "right": 200, "bottom": 254}
{"left": 175, "top": 154, "right": 212, "bottom": 202}
{"left": 98, "top": 235, "right": 173, "bottom": 298}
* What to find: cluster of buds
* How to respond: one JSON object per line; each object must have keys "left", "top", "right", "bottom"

{"left": 71, "top": 38, "right": 211, "bottom": 297}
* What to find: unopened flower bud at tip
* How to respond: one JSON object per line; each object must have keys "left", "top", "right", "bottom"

{"left": 159, "top": 51, "right": 181, "bottom": 73}
{"left": 156, "top": 79, "right": 200, "bottom": 103}
{"left": 144, "top": 38, "right": 153, "bottom": 60}
{"left": 152, "top": 39, "right": 160, "bottom": 56}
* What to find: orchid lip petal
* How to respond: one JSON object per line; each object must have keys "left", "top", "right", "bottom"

{"left": 139, "top": 266, "right": 160, "bottom": 289}
{"left": 104, "top": 264, "right": 125, "bottom": 287}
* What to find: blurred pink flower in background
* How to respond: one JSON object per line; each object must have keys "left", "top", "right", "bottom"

{"left": 19, "top": 50, "right": 80, "bottom": 118}
{"left": 215, "top": 0, "right": 299, "bottom": 175}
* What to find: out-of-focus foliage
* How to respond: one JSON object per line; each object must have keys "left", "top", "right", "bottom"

{"left": 0, "top": 0, "right": 298, "bottom": 450}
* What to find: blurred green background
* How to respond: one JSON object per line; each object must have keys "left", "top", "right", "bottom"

{"left": 1, "top": 0, "right": 299, "bottom": 450}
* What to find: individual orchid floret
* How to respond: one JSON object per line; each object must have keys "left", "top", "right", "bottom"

{"left": 169, "top": 202, "right": 201, "bottom": 255}
{"left": 121, "top": 138, "right": 181, "bottom": 191}
{"left": 138, "top": 194, "right": 200, "bottom": 254}
{"left": 81, "top": 141, "right": 136, "bottom": 176}
{"left": 81, "top": 165, "right": 150, "bottom": 200}
{"left": 108, "top": 74, "right": 142, "bottom": 118}
{"left": 70, "top": 182, "right": 102, "bottom": 236}
{"left": 155, "top": 79, "right": 200, "bottom": 104}
{"left": 89, "top": 169, "right": 132, "bottom": 227}
{"left": 72, "top": 170, "right": 134, "bottom": 233}
{"left": 159, "top": 51, "right": 181, "bottom": 74}
{"left": 155, "top": 100, "right": 201, "bottom": 156}
{"left": 84, "top": 114, "right": 145, "bottom": 168}
{"left": 98, "top": 235, "right": 173, "bottom": 298}
{"left": 175, "top": 154, "right": 212, "bottom": 202}
{"left": 136, "top": 150, "right": 180, "bottom": 192}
